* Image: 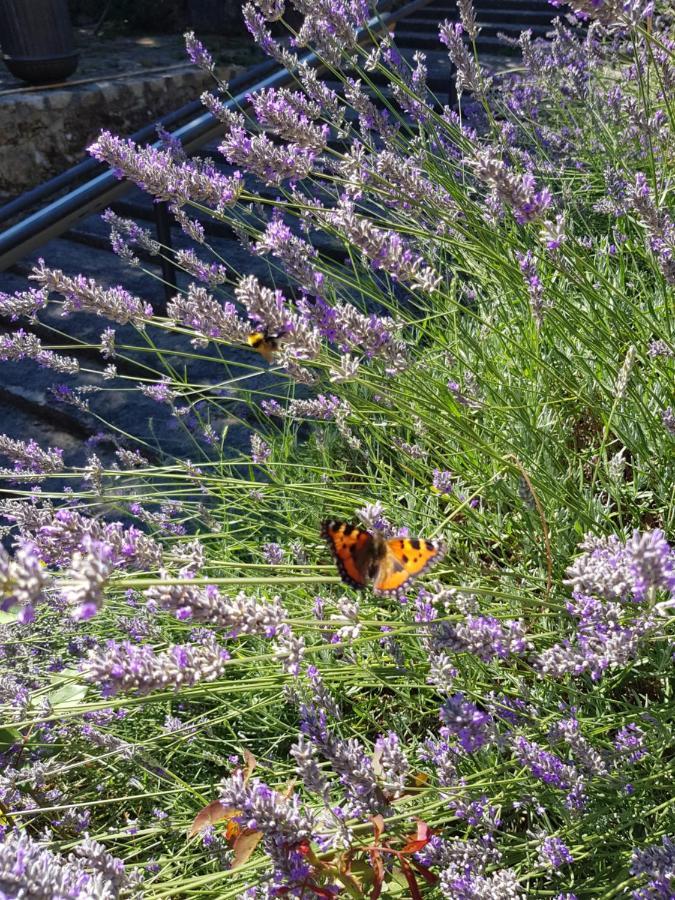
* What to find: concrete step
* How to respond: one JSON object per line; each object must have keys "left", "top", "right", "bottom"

{"left": 424, "top": 0, "right": 556, "bottom": 10}
{"left": 1, "top": 239, "right": 281, "bottom": 462}
{"left": 404, "top": 9, "right": 556, "bottom": 25}
{"left": 395, "top": 22, "right": 550, "bottom": 48}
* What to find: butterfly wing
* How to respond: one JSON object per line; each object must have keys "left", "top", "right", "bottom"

{"left": 321, "top": 520, "right": 377, "bottom": 590}
{"left": 374, "top": 537, "right": 446, "bottom": 597}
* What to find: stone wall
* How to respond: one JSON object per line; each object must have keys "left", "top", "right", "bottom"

{"left": 0, "top": 65, "right": 236, "bottom": 199}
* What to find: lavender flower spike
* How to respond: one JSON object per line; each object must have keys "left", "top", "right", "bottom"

{"left": 0, "top": 828, "right": 132, "bottom": 898}
{"left": 439, "top": 21, "right": 489, "bottom": 96}
{"left": 184, "top": 31, "right": 215, "bottom": 73}
{"left": 32, "top": 260, "right": 152, "bottom": 327}
{"left": 0, "top": 329, "right": 80, "bottom": 374}
{"left": 83, "top": 634, "right": 230, "bottom": 696}
{"left": 0, "top": 434, "right": 64, "bottom": 481}
{"left": 0, "top": 542, "right": 50, "bottom": 623}
{"left": 90, "top": 131, "right": 243, "bottom": 212}
{"left": 219, "top": 770, "right": 315, "bottom": 843}
{"left": 62, "top": 538, "right": 116, "bottom": 621}
{"left": 145, "top": 582, "right": 287, "bottom": 637}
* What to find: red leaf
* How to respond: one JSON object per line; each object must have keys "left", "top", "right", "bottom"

{"left": 369, "top": 848, "right": 385, "bottom": 900}
{"left": 410, "top": 860, "right": 439, "bottom": 886}
{"left": 231, "top": 828, "right": 264, "bottom": 869}
{"left": 371, "top": 814, "right": 385, "bottom": 841}
{"left": 399, "top": 838, "right": 429, "bottom": 855}
{"left": 415, "top": 819, "right": 433, "bottom": 842}
{"left": 189, "top": 801, "right": 239, "bottom": 837}
{"left": 399, "top": 859, "right": 423, "bottom": 900}
{"left": 400, "top": 819, "right": 435, "bottom": 855}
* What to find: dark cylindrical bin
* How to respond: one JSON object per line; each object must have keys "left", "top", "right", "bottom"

{"left": 0, "top": 0, "right": 79, "bottom": 84}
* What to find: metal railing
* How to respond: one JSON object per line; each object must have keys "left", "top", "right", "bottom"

{"left": 0, "top": 0, "right": 439, "bottom": 273}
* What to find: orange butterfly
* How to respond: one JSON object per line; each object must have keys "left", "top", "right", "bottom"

{"left": 321, "top": 520, "right": 446, "bottom": 597}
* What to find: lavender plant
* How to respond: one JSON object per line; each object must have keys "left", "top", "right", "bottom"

{"left": 0, "top": 0, "right": 673, "bottom": 897}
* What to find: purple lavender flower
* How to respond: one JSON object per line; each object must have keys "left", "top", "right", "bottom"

{"left": 174, "top": 249, "right": 227, "bottom": 287}
{"left": 251, "top": 434, "right": 272, "bottom": 464}
{"left": 450, "top": 794, "right": 501, "bottom": 831}
{"left": 535, "top": 591, "right": 654, "bottom": 681}
{"left": 432, "top": 615, "right": 529, "bottom": 663}
{"left": 0, "top": 330, "right": 79, "bottom": 375}
{"left": 630, "top": 173, "right": 675, "bottom": 284}
{"left": 417, "top": 832, "right": 500, "bottom": 873}
{"left": 374, "top": 731, "right": 410, "bottom": 794}
{"left": 614, "top": 723, "right": 648, "bottom": 765}
{"left": 22, "top": 505, "right": 163, "bottom": 570}
{"left": 541, "top": 214, "right": 566, "bottom": 251}
{"left": 90, "top": 131, "right": 242, "bottom": 211}
{"left": 184, "top": 31, "right": 215, "bottom": 72}
{"left": 298, "top": 672, "right": 384, "bottom": 818}
{"left": 298, "top": 295, "right": 408, "bottom": 373}
{"left": 0, "top": 542, "right": 49, "bottom": 623}
{"left": 168, "top": 283, "right": 250, "bottom": 348}
{"left": 62, "top": 538, "right": 116, "bottom": 620}
{"left": 662, "top": 407, "right": 675, "bottom": 436}
{"left": 357, "top": 500, "right": 394, "bottom": 536}
{"left": 563, "top": 0, "right": 654, "bottom": 27}
{"left": 548, "top": 714, "right": 608, "bottom": 776}
{"left": 511, "top": 736, "right": 587, "bottom": 810}
{"left": 630, "top": 835, "right": 675, "bottom": 882}
{"left": 565, "top": 530, "right": 674, "bottom": 602}
{"left": 0, "top": 829, "right": 137, "bottom": 897}
{"left": 145, "top": 583, "right": 286, "bottom": 637}
{"left": 648, "top": 339, "right": 673, "bottom": 358}
{"left": 251, "top": 88, "right": 328, "bottom": 152}
{"left": 440, "top": 865, "right": 523, "bottom": 898}
{"left": 83, "top": 635, "right": 231, "bottom": 696}
{"left": 220, "top": 121, "right": 317, "bottom": 186}
{"left": 291, "top": 734, "right": 330, "bottom": 803}
{"left": 471, "top": 146, "right": 552, "bottom": 224}
{"left": 242, "top": 3, "right": 297, "bottom": 67}
{"left": 319, "top": 200, "right": 439, "bottom": 292}
{"left": 433, "top": 469, "right": 454, "bottom": 495}
{"left": 538, "top": 836, "right": 574, "bottom": 869}
{"left": 439, "top": 693, "right": 494, "bottom": 753}
{"left": 218, "top": 770, "right": 314, "bottom": 862}
{"left": 290, "top": 0, "right": 370, "bottom": 65}
{"left": 0, "top": 435, "right": 64, "bottom": 482}
{"left": 262, "top": 543, "right": 285, "bottom": 565}
{"left": 274, "top": 625, "right": 306, "bottom": 676}
{"left": 235, "top": 275, "right": 321, "bottom": 376}
{"left": 32, "top": 260, "right": 153, "bottom": 327}
{"left": 254, "top": 213, "right": 324, "bottom": 295}
{"left": 0, "top": 287, "right": 48, "bottom": 320}
{"left": 517, "top": 250, "right": 546, "bottom": 328}
{"left": 439, "top": 21, "right": 490, "bottom": 97}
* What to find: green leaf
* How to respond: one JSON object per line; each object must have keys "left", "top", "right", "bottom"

{"left": 46, "top": 681, "right": 88, "bottom": 709}
{"left": 0, "top": 609, "right": 19, "bottom": 625}
{"left": 0, "top": 726, "right": 21, "bottom": 751}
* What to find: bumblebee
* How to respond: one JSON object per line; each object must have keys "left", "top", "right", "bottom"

{"left": 246, "top": 329, "right": 287, "bottom": 362}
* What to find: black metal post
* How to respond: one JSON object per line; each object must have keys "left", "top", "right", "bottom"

{"left": 153, "top": 201, "right": 177, "bottom": 307}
